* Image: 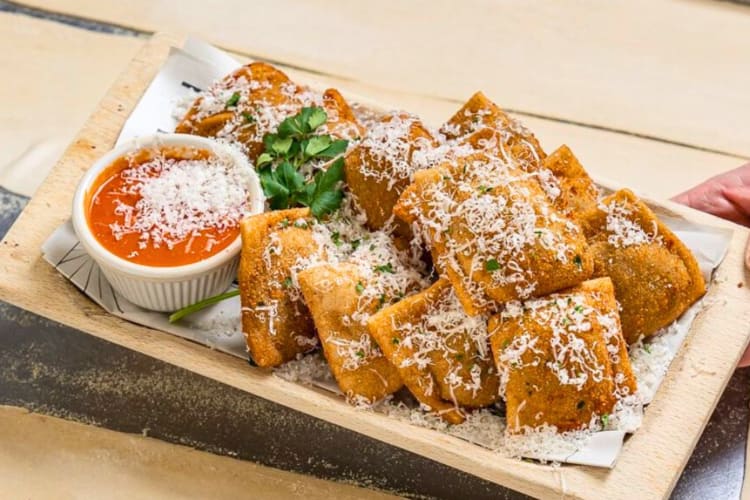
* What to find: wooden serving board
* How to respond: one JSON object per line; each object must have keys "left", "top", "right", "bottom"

{"left": 1, "top": 33, "right": 749, "bottom": 499}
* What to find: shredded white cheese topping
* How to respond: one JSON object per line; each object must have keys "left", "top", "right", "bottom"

{"left": 404, "top": 154, "right": 582, "bottom": 307}
{"left": 183, "top": 72, "right": 360, "bottom": 156}
{"left": 602, "top": 199, "right": 661, "bottom": 248}
{"left": 107, "top": 147, "right": 254, "bottom": 251}
{"left": 390, "top": 285, "right": 496, "bottom": 404}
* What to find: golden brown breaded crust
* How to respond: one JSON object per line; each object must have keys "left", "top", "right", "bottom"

{"left": 321, "top": 88, "right": 366, "bottom": 140}
{"left": 344, "top": 113, "right": 437, "bottom": 237}
{"left": 489, "top": 278, "right": 635, "bottom": 433}
{"left": 541, "top": 145, "right": 600, "bottom": 224}
{"left": 441, "top": 91, "right": 545, "bottom": 169}
{"left": 297, "top": 263, "right": 403, "bottom": 404}
{"left": 395, "top": 153, "right": 593, "bottom": 315}
{"left": 176, "top": 62, "right": 362, "bottom": 162}
{"left": 583, "top": 189, "right": 706, "bottom": 343}
{"left": 368, "top": 279, "right": 501, "bottom": 424}
{"left": 239, "top": 208, "right": 319, "bottom": 367}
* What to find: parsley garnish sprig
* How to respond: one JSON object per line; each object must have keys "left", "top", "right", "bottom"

{"left": 257, "top": 107, "right": 349, "bottom": 218}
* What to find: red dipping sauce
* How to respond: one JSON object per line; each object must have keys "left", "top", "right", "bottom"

{"left": 86, "top": 146, "right": 251, "bottom": 267}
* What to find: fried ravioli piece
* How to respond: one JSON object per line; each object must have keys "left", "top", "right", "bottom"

{"left": 368, "top": 279, "right": 500, "bottom": 424}
{"left": 460, "top": 130, "right": 598, "bottom": 225}
{"left": 239, "top": 208, "right": 321, "bottom": 367}
{"left": 395, "top": 152, "right": 593, "bottom": 315}
{"left": 489, "top": 278, "right": 636, "bottom": 434}
{"left": 344, "top": 112, "right": 438, "bottom": 236}
{"left": 297, "top": 263, "right": 403, "bottom": 404}
{"left": 440, "top": 91, "right": 545, "bottom": 170}
{"left": 540, "top": 145, "right": 599, "bottom": 223}
{"left": 176, "top": 62, "right": 363, "bottom": 162}
{"left": 583, "top": 189, "right": 706, "bottom": 343}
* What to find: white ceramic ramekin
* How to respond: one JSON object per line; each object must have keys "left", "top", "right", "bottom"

{"left": 72, "top": 133, "right": 264, "bottom": 312}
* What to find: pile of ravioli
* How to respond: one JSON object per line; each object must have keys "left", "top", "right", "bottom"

{"left": 177, "top": 62, "right": 706, "bottom": 436}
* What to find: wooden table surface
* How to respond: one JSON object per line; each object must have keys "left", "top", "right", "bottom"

{"left": 0, "top": 1, "right": 749, "bottom": 498}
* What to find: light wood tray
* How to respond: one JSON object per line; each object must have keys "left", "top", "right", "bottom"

{"left": 1, "top": 33, "right": 748, "bottom": 500}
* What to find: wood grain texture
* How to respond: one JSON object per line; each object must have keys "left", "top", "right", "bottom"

{"left": 1, "top": 8, "right": 744, "bottom": 200}
{"left": 1, "top": 33, "right": 749, "bottom": 499}
{"left": 14, "top": 0, "right": 750, "bottom": 157}
{"left": 0, "top": 12, "right": 141, "bottom": 196}
{"left": 0, "top": 405, "right": 397, "bottom": 500}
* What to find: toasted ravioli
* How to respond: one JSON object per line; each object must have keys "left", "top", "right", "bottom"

{"left": 395, "top": 153, "right": 593, "bottom": 315}
{"left": 489, "top": 278, "right": 636, "bottom": 434}
{"left": 176, "top": 62, "right": 363, "bottom": 162}
{"left": 368, "top": 279, "right": 500, "bottom": 424}
{"left": 459, "top": 131, "right": 599, "bottom": 224}
{"left": 239, "top": 208, "right": 321, "bottom": 367}
{"left": 583, "top": 189, "right": 706, "bottom": 343}
{"left": 440, "top": 91, "right": 545, "bottom": 170}
{"left": 344, "top": 113, "right": 438, "bottom": 236}
{"left": 297, "top": 263, "right": 403, "bottom": 404}
{"left": 540, "top": 145, "right": 599, "bottom": 223}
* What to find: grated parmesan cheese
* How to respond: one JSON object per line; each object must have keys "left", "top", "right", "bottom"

{"left": 601, "top": 199, "right": 661, "bottom": 248}
{"left": 107, "top": 146, "right": 255, "bottom": 251}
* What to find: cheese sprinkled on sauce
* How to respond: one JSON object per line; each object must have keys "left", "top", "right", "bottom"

{"left": 108, "top": 151, "right": 252, "bottom": 250}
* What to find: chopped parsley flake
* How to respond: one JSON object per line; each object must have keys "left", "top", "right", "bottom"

{"left": 485, "top": 259, "right": 500, "bottom": 272}
{"left": 331, "top": 231, "right": 342, "bottom": 246}
{"left": 225, "top": 92, "right": 240, "bottom": 108}
{"left": 375, "top": 263, "right": 394, "bottom": 274}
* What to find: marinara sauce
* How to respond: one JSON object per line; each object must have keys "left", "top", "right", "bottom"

{"left": 87, "top": 146, "right": 250, "bottom": 267}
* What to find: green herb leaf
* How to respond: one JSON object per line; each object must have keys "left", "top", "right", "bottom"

{"left": 256, "top": 152, "right": 274, "bottom": 168}
{"left": 259, "top": 169, "right": 290, "bottom": 209}
{"left": 278, "top": 114, "right": 305, "bottom": 138}
{"left": 263, "top": 133, "right": 278, "bottom": 151}
{"left": 574, "top": 254, "right": 583, "bottom": 269}
{"left": 169, "top": 289, "right": 241, "bottom": 323}
{"left": 331, "top": 231, "right": 342, "bottom": 246}
{"left": 276, "top": 161, "right": 305, "bottom": 192}
{"left": 355, "top": 281, "right": 365, "bottom": 294}
{"left": 225, "top": 92, "right": 240, "bottom": 108}
{"left": 309, "top": 189, "right": 344, "bottom": 219}
{"left": 375, "top": 263, "right": 394, "bottom": 274}
{"left": 601, "top": 413, "right": 610, "bottom": 427}
{"left": 271, "top": 136, "right": 294, "bottom": 156}
{"left": 306, "top": 158, "right": 345, "bottom": 218}
{"left": 313, "top": 157, "right": 345, "bottom": 195}
{"left": 485, "top": 259, "right": 500, "bottom": 272}
{"left": 242, "top": 112, "right": 255, "bottom": 123}
{"left": 305, "top": 135, "right": 332, "bottom": 156}
{"left": 307, "top": 107, "right": 328, "bottom": 131}
{"left": 283, "top": 277, "right": 293, "bottom": 288}
{"left": 316, "top": 139, "right": 349, "bottom": 158}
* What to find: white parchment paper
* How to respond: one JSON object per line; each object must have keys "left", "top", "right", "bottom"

{"left": 41, "top": 38, "right": 733, "bottom": 468}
